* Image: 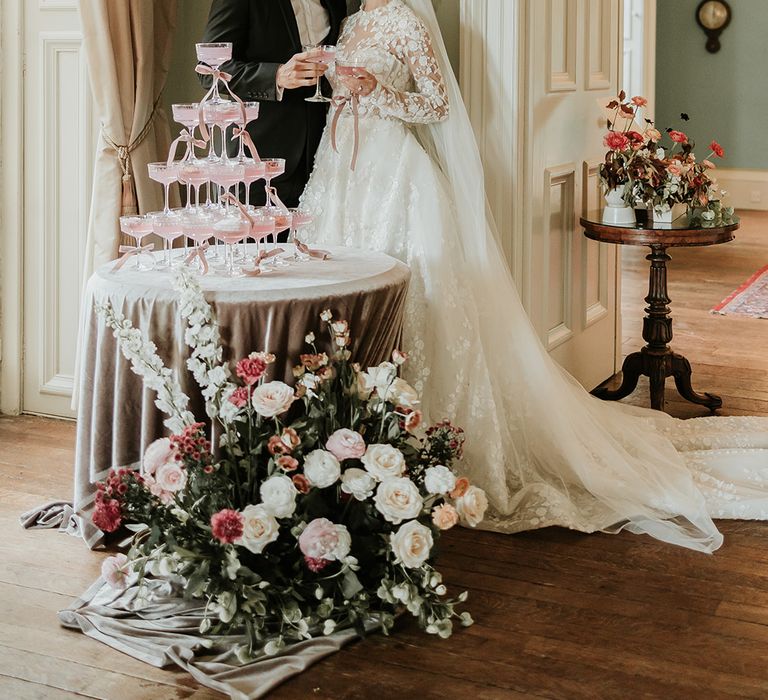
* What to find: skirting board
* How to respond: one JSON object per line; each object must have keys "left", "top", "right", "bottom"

{"left": 716, "top": 168, "right": 768, "bottom": 212}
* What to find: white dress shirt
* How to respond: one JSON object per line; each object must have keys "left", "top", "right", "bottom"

{"left": 291, "top": 0, "right": 331, "bottom": 48}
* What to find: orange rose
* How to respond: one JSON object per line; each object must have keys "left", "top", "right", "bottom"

{"left": 450, "top": 477, "right": 470, "bottom": 499}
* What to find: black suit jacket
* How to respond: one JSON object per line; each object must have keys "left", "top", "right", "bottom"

{"left": 200, "top": 0, "right": 348, "bottom": 204}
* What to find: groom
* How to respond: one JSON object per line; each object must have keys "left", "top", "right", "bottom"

{"left": 200, "top": 0, "right": 350, "bottom": 208}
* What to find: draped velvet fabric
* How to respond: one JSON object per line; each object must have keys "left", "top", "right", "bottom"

{"left": 79, "top": 0, "right": 178, "bottom": 277}
{"left": 71, "top": 247, "right": 409, "bottom": 546}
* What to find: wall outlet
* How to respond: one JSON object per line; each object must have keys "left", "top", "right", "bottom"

{"left": 750, "top": 190, "right": 762, "bottom": 203}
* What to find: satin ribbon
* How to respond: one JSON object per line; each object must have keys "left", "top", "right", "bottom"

{"left": 232, "top": 125, "right": 262, "bottom": 163}
{"left": 112, "top": 243, "right": 155, "bottom": 271}
{"left": 167, "top": 128, "right": 207, "bottom": 166}
{"left": 194, "top": 65, "right": 247, "bottom": 144}
{"left": 267, "top": 186, "right": 289, "bottom": 210}
{"left": 295, "top": 240, "right": 331, "bottom": 260}
{"left": 184, "top": 241, "right": 211, "bottom": 275}
{"left": 219, "top": 193, "right": 285, "bottom": 274}
{"left": 330, "top": 94, "right": 360, "bottom": 172}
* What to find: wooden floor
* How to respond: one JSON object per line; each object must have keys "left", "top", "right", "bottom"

{"left": 2, "top": 212, "right": 768, "bottom": 699}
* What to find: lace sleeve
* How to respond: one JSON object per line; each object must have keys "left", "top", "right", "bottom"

{"left": 371, "top": 16, "right": 449, "bottom": 124}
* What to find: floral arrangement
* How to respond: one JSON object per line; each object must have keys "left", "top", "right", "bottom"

{"left": 92, "top": 268, "right": 486, "bottom": 657}
{"left": 599, "top": 92, "right": 732, "bottom": 220}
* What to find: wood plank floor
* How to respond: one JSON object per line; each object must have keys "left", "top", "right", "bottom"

{"left": 2, "top": 211, "right": 768, "bottom": 699}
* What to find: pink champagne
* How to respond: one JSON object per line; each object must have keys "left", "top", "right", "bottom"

{"left": 214, "top": 217, "right": 250, "bottom": 245}
{"left": 336, "top": 63, "right": 367, "bottom": 78}
{"left": 152, "top": 217, "right": 184, "bottom": 241}
{"left": 243, "top": 161, "right": 266, "bottom": 184}
{"left": 148, "top": 163, "right": 179, "bottom": 186}
{"left": 264, "top": 159, "right": 286, "bottom": 178}
{"left": 172, "top": 103, "right": 200, "bottom": 129}
{"left": 178, "top": 164, "right": 209, "bottom": 188}
{"left": 290, "top": 210, "right": 313, "bottom": 227}
{"left": 250, "top": 218, "right": 276, "bottom": 241}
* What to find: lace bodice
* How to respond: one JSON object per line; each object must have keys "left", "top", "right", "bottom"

{"left": 331, "top": 0, "right": 449, "bottom": 124}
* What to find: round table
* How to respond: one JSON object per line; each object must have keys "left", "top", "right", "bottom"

{"left": 581, "top": 212, "right": 739, "bottom": 413}
{"left": 72, "top": 245, "right": 410, "bottom": 539}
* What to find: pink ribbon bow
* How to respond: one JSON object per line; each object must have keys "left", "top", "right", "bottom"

{"left": 295, "top": 239, "right": 331, "bottom": 260}
{"left": 232, "top": 125, "right": 262, "bottom": 163}
{"left": 267, "top": 186, "right": 289, "bottom": 210}
{"left": 112, "top": 243, "right": 155, "bottom": 271}
{"left": 331, "top": 94, "right": 360, "bottom": 172}
{"left": 194, "top": 64, "right": 247, "bottom": 144}
{"left": 185, "top": 242, "right": 211, "bottom": 275}
{"left": 167, "top": 128, "right": 208, "bottom": 166}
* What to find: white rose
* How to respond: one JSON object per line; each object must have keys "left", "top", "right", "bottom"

{"left": 390, "top": 520, "right": 434, "bottom": 569}
{"left": 303, "top": 450, "right": 341, "bottom": 488}
{"left": 142, "top": 437, "right": 175, "bottom": 478}
{"left": 374, "top": 477, "right": 423, "bottom": 524}
{"left": 341, "top": 468, "right": 376, "bottom": 501}
{"left": 361, "top": 444, "right": 406, "bottom": 481}
{"left": 251, "top": 381, "right": 295, "bottom": 418}
{"left": 424, "top": 465, "right": 457, "bottom": 495}
{"left": 386, "top": 378, "right": 419, "bottom": 408}
{"left": 238, "top": 504, "right": 280, "bottom": 554}
{"left": 455, "top": 485, "right": 489, "bottom": 527}
{"left": 155, "top": 460, "right": 188, "bottom": 494}
{"left": 260, "top": 475, "right": 298, "bottom": 518}
{"left": 362, "top": 362, "right": 397, "bottom": 397}
{"left": 333, "top": 524, "right": 352, "bottom": 561}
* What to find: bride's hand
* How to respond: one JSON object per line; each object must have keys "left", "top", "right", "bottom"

{"left": 340, "top": 69, "right": 377, "bottom": 97}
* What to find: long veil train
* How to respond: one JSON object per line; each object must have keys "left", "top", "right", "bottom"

{"left": 380, "top": 0, "right": 768, "bottom": 552}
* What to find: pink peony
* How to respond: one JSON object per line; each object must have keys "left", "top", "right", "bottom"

{"left": 101, "top": 553, "right": 130, "bottom": 589}
{"left": 211, "top": 509, "right": 244, "bottom": 544}
{"left": 155, "top": 460, "right": 187, "bottom": 495}
{"left": 228, "top": 387, "right": 250, "bottom": 408}
{"left": 142, "top": 438, "right": 176, "bottom": 478}
{"left": 668, "top": 130, "right": 688, "bottom": 144}
{"left": 710, "top": 140, "right": 725, "bottom": 158}
{"left": 432, "top": 503, "right": 460, "bottom": 530}
{"left": 93, "top": 499, "right": 122, "bottom": 533}
{"left": 325, "top": 429, "right": 366, "bottom": 461}
{"left": 603, "top": 131, "right": 630, "bottom": 151}
{"left": 298, "top": 518, "right": 350, "bottom": 561}
{"left": 236, "top": 355, "right": 268, "bottom": 386}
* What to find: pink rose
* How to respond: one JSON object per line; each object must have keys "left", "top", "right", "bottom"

{"left": 603, "top": 132, "right": 630, "bottom": 151}
{"left": 101, "top": 553, "right": 130, "bottom": 589}
{"left": 325, "top": 429, "right": 366, "bottom": 461}
{"left": 432, "top": 503, "right": 459, "bottom": 530}
{"left": 142, "top": 438, "right": 176, "bottom": 478}
{"left": 298, "top": 518, "right": 350, "bottom": 561}
{"left": 668, "top": 130, "right": 688, "bottom": 144}
{"left": 155, "top": 460, "right": 187, "bottom": 495}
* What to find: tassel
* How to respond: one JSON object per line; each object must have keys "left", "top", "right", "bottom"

{"left": 119, "top": 172, "right": 139, "bottom": 246}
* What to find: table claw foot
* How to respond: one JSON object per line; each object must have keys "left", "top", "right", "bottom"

{"left": 592, "top": 353, "right": 642, "bottom": 402}
{"left": 671, "top": 354, "right": 722, "bottom": 412}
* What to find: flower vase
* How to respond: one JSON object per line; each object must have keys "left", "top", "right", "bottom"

{"left": 602, "top": 187, "right": 636, "bottom": 226}
{"left": 652, "top": 203, "right": 687, "bottom": 224}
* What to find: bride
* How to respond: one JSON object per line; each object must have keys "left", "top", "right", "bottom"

{"left": 300, "top": 0, "right": 768, "bottom": 553}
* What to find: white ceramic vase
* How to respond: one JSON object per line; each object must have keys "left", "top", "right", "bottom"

{"left": 652, "top": 202, "right": 687, "bottom": 224}
{"left": 602, "top": 186, "right": 635, "bottom": 225}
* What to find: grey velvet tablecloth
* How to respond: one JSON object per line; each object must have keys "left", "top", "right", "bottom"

{"left": 23, "top": 246, "right": 409, "bottom": 547}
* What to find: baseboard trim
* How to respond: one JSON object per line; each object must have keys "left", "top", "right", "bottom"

{"left": 716, "top": 168, "right": 768, "bottom": 211}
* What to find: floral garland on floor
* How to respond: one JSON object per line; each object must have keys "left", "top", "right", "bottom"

{"left": 92, "top": 268, "right": 487, "bottom": 657}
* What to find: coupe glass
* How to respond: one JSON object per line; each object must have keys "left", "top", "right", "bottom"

{"left": 210, "top": 162, "right": 246, "bottom": 210}
{"left": 119, "top": 215, "right": 155, "bottom": 271}
{"left": 152, "top": 213, "right": 184, "bottom": 269}
{"left": 263, "top": 206, "right": 293, "bottom": 265}
{"left": 171, "top": 103, "right": 201, "bottom": 137}
{"left": 287, "top": 208, "right": 314, "bottom": 261}
{"left": 234, "top": 102, "right": 261, "bottom": 162}
{"left": 196, "top": 42, "right": 232, "bottom": 103}
{"left": 242, "top": 159, "right": 267, "bottom": 209}
{"left": 262, "top": 158, "right": 286, "bottom": 206}
{"left": 177, "top": 161, "right": 209, "bottom": 214}
{"left": 181, "top": 215, "right": 216, "bottom": 273}
{"left": 213, "top": 214, "right": 251, "bottom": 276}
{"left": 303, "top": 44, "right": 337, "bottom": 103}
{"left": 249, "top": 210, "right": 277, "bottom": 265}
{"left": 147, "top": 162, "right": 180, "bottom": 215}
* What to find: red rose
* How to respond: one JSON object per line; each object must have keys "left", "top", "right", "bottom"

{"left": 92, "top": 499, "right": 122, "bottom": 533}
{"left": 235, "top": 356, "right": 267, "bottom": 386}
{"left": 210, "top": 509, "right": 244, "bottom": 544}
{"left": 709, "top": 140, "right": 725, "bottom": 158}
{"left": 603, "top": 131, "right": 630, "bottom": 151}
{"left": 668, "top": 130, "right": 688, "bottom": 144}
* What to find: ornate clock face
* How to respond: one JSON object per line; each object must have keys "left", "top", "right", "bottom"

{"left": 698, "top": 1, "right": 729, "bottom": 30}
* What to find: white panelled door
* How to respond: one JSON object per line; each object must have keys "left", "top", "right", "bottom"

{"left": 22, "top": 1, "right": 95, "bottom": 417}
{"left": 461, "top": 0, "right": 624, "bottom": 390}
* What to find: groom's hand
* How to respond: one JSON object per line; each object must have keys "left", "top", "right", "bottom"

{"left": 339, "top": 68, "right": 377, "bottom": 97}
{"left": 277, "top": 52, "right": 327, "bottom": 91}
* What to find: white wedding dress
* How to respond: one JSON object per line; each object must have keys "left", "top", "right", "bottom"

{"left": 301, "top": 0, "right": 768, "bottom": 552}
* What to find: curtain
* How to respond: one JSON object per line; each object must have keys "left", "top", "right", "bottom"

{"left": 79, "top": 0, "right": 179, "bottom": 275}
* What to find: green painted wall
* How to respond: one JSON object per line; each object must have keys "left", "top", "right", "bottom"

{"left": 656, "top": 0, "right": 768, "bottom": 170}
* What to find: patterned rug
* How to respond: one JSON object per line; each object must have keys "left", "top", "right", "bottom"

{"left": 712, "top": 265, "right": 768, "bottom": 318}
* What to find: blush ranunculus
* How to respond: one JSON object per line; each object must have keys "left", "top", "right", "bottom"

{"left": 325, "top": 429, "right": 366, "bottom": 461}
{"left": 236, "top": 354, "right": 268, "bottom": 386}
{"left": 603, "top": 131, "right": 630, "bottom": 151}
{"left": 211, "top": 509, "right": 244, "bottom": 544}
{"left": 668, "top": 130, "right": 688, "bottom": 144}
{"left": 142, "top": 437, "right": 176, "bottom": 478}
{"left": 432, "top": 503, "right": 460, "bottom": 530}
{"left": 709, "top": 140, "right": 725, "bottom": 158}
{"left": 298, "top": 518, "right": 351, "bottom": 561}
{"left": 155, "top": 460, "right": 187, "bottom": 495}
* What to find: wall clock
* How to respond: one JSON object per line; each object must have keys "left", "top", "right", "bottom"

{"left": 696, "top": 0, "right": 731, "bottom": 53}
